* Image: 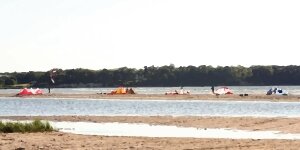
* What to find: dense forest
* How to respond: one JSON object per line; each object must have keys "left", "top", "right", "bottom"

{"left": 1, "top": 65, "right": 300, "bottom": 88}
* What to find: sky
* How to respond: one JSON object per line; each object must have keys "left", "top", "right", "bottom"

{"left": 1, "top": 0, "right": 300, "bottom": 72}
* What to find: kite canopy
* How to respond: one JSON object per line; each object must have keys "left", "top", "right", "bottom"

{"left": 214, "top": 87, "right": 233, "bottom": 95}
{"left": 109, "top": 87, "right": 135, "bottom": 95}
{"left": 17, "top": 88, "right": 43, "bottom": 96}
{"left": 114, "top": 87, "right": 127, "bottom": 94}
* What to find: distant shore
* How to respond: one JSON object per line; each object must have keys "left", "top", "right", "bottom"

{"left": 1, "top": 93, "right": 300, "bottom": 102}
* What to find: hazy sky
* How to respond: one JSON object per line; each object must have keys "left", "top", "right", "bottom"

{"left": 1, "top": 0, "right": 300, "bottom": 72}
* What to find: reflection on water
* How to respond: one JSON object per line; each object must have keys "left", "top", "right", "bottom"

{"left": 52, "top": 121, "right": 300, "bottom": 140}
{"left": 1, "top": 98, "right": 300, "bottom": 117}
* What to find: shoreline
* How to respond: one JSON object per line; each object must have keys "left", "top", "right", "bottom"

{"left": 1, "top": 93, "right": 300, "bottom": 102}
{"left": 1, "top": 116, "right": 300, "bottom": 134}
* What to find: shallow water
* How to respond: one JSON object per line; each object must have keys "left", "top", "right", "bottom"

{"left": 1, "top": 97, "right": 300, "bottom": 117}
{"left": 2, "top": 119, "right": 299, "bottom": 140}
{"left": 52, "top": 121, "right": 300, "bottom": 140}
{"left": 1, "top": 86, "right": 300, "bottom": 95}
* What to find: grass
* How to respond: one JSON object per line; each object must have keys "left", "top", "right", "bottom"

{"left": 0, "top": 119, "right": 54, "bottom": 133}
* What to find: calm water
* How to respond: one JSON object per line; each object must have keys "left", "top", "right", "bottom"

{"left": 3, "top": 120, "right": 300, "bottom": 139}
{"left": 1, "top": 86, "right": 300, "bottom": 95}
{"left": 53, "top": 122, "right": 300, "bottom": 140}
{"left": 1, "top": 97, "right": 300, "bottom": 117}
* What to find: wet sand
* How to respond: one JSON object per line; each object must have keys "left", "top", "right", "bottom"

{"left": 2, "top": 116, "right": 300, "bottom": 133}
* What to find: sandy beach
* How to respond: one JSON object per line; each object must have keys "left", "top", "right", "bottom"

{"left": 1, "top": 93, "right": 300, "bottom": 102}
{"left": 1, "top": 116, "right": 300, "bottom": 149}
{"left": 1, "top": 94, "right": 300, "bottom": 149}
{"left": 2, "top": 132, "right": 300, "bottom": 150}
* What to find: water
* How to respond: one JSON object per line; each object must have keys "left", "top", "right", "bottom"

{"left": 1, "top": 86, "right": 300, "bottom": 95}
{"left": 52, "top": 121, "right": 300, "bottom": 140}
{"left": 1, "top": 97, "right": 300, "bottom": 117}
{"left": 3, "top": 120, "right": 300, "bottom": 139}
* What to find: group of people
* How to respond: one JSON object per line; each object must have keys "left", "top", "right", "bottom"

{"left": 266, "top": 87, "right": 288, "bottom": 95}
{"left": 125, "top": 88, "right": 135, "bottom": 94}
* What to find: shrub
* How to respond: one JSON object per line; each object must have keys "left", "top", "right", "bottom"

{"left": 0, "top": 119, "right": 54, "bottom": 133}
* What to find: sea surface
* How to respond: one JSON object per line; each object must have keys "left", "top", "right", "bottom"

{"left": 1, "top": 86, "right": 300, "bottom": 95}
{"left": 1, "top": 97, "right": 300, "bottom": 117}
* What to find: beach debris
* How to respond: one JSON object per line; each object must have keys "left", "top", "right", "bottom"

{"left": 239, "top": 94, "right": 249, "bottom": 97}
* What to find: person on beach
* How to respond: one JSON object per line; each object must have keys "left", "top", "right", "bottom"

{"left": 266, "top": 88, "right": 273, "bottom": 95}
{"left": 211, "top": 86, "right": 215, "bottom": 94}
{"left": 128, "top": 88, "right": 135, "bottom": 94}
{"left": 48, "top": 76, "right": 52, "bottom": 93}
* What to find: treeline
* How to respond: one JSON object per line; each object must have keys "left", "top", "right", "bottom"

{"left": 1, "top": 65, "right": 300, "bottom": 88}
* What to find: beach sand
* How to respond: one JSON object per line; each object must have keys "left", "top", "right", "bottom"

{"left": 1, "top": 93, "right": 300, "bottom": 102}
{"left": 1, "top": 116, "right": 300, "bottom": 149}
{"left": 2, "top": 132, "right": 300, "bottom": 150}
